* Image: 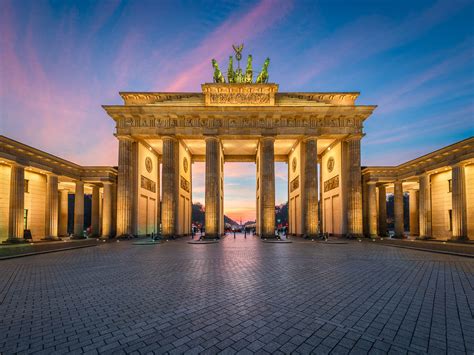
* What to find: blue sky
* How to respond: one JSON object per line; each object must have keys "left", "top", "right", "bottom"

{"left": 1, "top": 0, "right": 473, "bottom": 221}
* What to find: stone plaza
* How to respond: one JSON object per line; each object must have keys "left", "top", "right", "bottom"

{"left": 0, "top": 236, "right": 473, "bottom": 354}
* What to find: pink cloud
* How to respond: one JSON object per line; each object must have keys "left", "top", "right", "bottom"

{"left": 163, "top": 0, "right": 293, "bottom": 91}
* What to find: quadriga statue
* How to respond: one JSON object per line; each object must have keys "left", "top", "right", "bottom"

{"left": 255, "top": 57, "right": 270, "bottom": 84}
{"left": 212, "top": 59, "right": 225, "bottom": 83}
{"left": 245, "top": 55, "right": 253, "bottom": 83}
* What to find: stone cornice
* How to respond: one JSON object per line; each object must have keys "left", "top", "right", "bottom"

{"left": 362, "top": 136, "right": 474, "bottom": 182}
{"left": 116, "top": 91, "right": 369, "bottom": 107}
{"left": 0, "top": 135, "right": 117, "bottom": 183}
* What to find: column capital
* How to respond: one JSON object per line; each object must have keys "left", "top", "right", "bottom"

{"left": 204, "top": 135, "right": 220, "bottom": 142}
{"left": 302, "top": 136, "right": 318, "bottom": 143}
{"left": 345, "top": 133, "right": 364, "bottom": 142}
{"left": 451, "top": 161, "right": 467, "bottom": 169}
{"left": 161, "top": 135, "right": 178, "bottom": 142}
{"left": 115, "top": 134, "right": 134, "bottom": 142}
{"left": 259, "top": 136, "right": 275, "bottom": 142}
{"left": 366, "top": 180, "right": 377, "bottom": 185}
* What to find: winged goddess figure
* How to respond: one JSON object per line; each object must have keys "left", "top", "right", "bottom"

{"left": 232, "top": 43, "right": 244, "bottom": 63}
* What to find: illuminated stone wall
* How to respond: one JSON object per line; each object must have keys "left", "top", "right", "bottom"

{"left": 136, "top": 142, "right": 159, "bottom": 236}
{"left": 431, "top": 170, "right": 453, "bottom": 240}
{"left": 288, "top": 142, "right": 302, "bottom": 236}
{"left": 178, "top": 141, "right": 192, "bottom": 236}
{"left": 321, "top": 142, "right": 345, "bottom": 236}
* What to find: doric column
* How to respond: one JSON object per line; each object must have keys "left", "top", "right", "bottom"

{"left": 161, "top": 136, "right": 179, "bottom": 239}
{"left": 44, "top": 174, "right": 59, "bottom": 240}
{"left": 116, "top": 136, "right": 136, "bottom": 237}
{"left": 205, "top": 136, "right": 221, "bottom": 239}
{"left": 368, "top": 182, "right": 378, "bottom": 238}
{"left": 346, "top": 136, "right": 363, "bottom": 237}
{"left": 260, "top": 137, "right": 275, "bottom": 238}
{"left": 302, "top": 138, "right": 318, "bottom": 237}
{"left": 409, "top": 190, "right": 419, "bottom": 237}
{"left": 394, "top": 181, "right": 404, "bottom": 238}
{"left": 91, "top": 185, "right": 100, "bottom": 237}
{"left": 58, "top": 189, "right": 69, "bottom": 237}
{"left": 418, "top": 174, "right": 431, "bottom": 239}
{"left": 378, "top": 184, "right": 387, "bottom": 236}
{"left": 451, "top": 164, "right": 467, "bottom": 240}
{"left": 73, "top": 180, "right": 85, "bottom": 238}
{"left": 156, "top": 157, "right": 161, "bottom": 227}
{"left": 8, "top": 164, "right": 25, "bottom": 242}
{"left": 101, "top": 183, "right": 113, "bottom": 238}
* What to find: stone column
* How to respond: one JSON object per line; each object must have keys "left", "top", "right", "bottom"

{"left": 205, "top": 137, "right": 221, "bottom": 239}
{"left": 58, "top": 189, "right": 69, "bottom": 237}
{"left": 73, "top": 181, "right": 85, "bottom": 238}
{"left": 156, "top": 157, "right": 161, "bottom": 228}
{"left": 8, "top": 164, "right": 25, "bottom": 242}
{"left": 260, "top": 137, "right": 276, "bottom": 238}
{"left": 90, "top": 185, "right": 100, "bottom": 237}
{"left": 368, "top": 182, "right": 378, "bottom": 238}
{"left": 409, "top": 190, "right": 419, "bottom": 237}
{"left": 44, "top": 174, "right": 59, "bottom": 240}
{"left": 101, "top": 182, "right": 113, "bottom": 238}
{"left": 378, "top": 184, "right": 387, "bottom": 237}
{"left": 161, "top": 136, "right": 179, "bottom": 239}
{"left": 451, "top": 164, "right": 467, "bottom": 240}
{"left": 116, "top": 137, "right": 135, "bottom": 237}
{"left": 302, "top": 138, "right": 318, "bottom": 237}
{"left": 394, "top": 181, "right": 404, "bottom": 238}
{"left": 346, "top": 136, "right": 363, "bottom": 237}
{"left": 418, "top": 174, "right": 431, "bottom": 239}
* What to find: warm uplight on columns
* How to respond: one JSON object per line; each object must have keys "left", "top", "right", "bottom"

{"left": 346, "top": 135, "right": 363, "bottom": 237}
{"left": 409, "top": 189, "right": 419, "bottom": 237}
{"left": 161, "top": 136, "right": 179, "bottom": 239}
{"left": 116, "top": 136, "right": 135, "bottom": 237}
{"left": 101, "top": 182, "right": 113, "bottom": 238}
{"left": 260, "top": 137, "right": 276, "bottom": 238}
{"left": 303, "top": 137, "right": 318, "bottom": 237}
{"left": 378, "top": 184, "right": 387, "bottom": 237}
{"left": 91, "top": 185, "right": 100, "bottom": 237}
{"left": 58, "top": 189, "right": 69, "bottom": 237}
{"left": 418, "top": 174, "right": 431, "bottom": 239}
{"left": 204, "top": 136, "right": 221, "bottom": 239}
{"left": 451, "top": 163, "right": 467, "bottom": 240}
{"left": 367, "top": 182, "right": 377, "bottom": 238}
{"left": 394, "top": 181, "right": 404, "bottom": 238}
{"left": 8, "top": 164, "right": 25, "bottom": 241}
{"left": 73, "top": 180, "right": 85, "bottom": 238}
{"left": 45, "top": 174, "right": 59, "bottom": 240}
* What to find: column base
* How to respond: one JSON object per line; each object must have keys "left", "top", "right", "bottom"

{"left": 4, "top": 238, "right": 28, "bottom": 244}
{"left": 346, "top": 233, "right": 364, "bottom": 239}
{"left": 71, "top": 235, "right": 87, "bottom": 240}
{"left": 416, "top": 235, "right": 433, "bottom": 240}
{"left": 393, "top": 234, "right": 406, "bottom": 239}
{"left": 449, "top": 236, "right": 469, "bottom": 242}
{"left": 42, "top": 236, "right": 61, "bottom": 241}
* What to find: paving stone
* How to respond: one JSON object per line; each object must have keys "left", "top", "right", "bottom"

{"left": 0, "top": 236, "right": 472, "bottom": 354}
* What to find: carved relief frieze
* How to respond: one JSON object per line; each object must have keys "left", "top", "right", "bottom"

{"left": 180, "top": 176, "right": 190, "bottom": 193}
{"left": 324, "top": 175, "right": 339, "bottom": 193}
{"left": 290, "top": 176, "right": 299, "bottom": 193}
{"left": 141, "top": 175, "right": 156, "bottom": 193}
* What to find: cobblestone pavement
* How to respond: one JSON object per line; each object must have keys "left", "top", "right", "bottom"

{"left": 0, "top": 235, "right": 473, "bottom": 354}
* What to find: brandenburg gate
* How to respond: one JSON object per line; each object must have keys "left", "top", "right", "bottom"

{"left": 103, "top": 48, "right": 376, "bottom": 240}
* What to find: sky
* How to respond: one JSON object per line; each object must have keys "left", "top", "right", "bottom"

{"left": 1, "top": 0, "right": 473, "bottom": 222}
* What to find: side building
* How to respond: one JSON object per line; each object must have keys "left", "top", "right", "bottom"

{"left": 0, "top": 136, "right": 117, "bottom": 242}
{"left": 362, "top": 137, "right": 474, "bottom": 241}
